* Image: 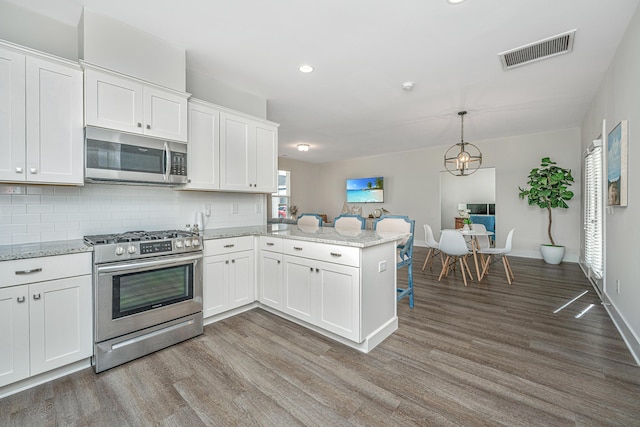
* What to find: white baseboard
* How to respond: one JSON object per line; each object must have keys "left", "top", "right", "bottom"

{"left": 602, "top": 298, "right": 640, "bottom": 365}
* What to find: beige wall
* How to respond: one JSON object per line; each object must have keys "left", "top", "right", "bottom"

{"left": 281, "top": 127, "right": 581, "bottom": 261}
{"left": 581, "top": 4, "right": 640, "bottom": 362}
{"left": 277, "top": 157, "right": 324, "bottom": 216}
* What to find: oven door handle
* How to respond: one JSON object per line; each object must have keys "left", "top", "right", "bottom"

{"left": 163, "top": 142, "right": 171, "bottom": 182}
{"left": 96, "top": 253, "right": 202, "bottom": 274}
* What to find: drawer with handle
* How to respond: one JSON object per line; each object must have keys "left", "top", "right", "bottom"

{"left": 259, "top": 236, "right": 283, "bottom": 252}
{"left": 204, "top": 236, "right": 254, "bottom": 256}
{"left": 283, "top": 239, "right": 360, "bottom": 267}
{"left": 0, "top": 252, "right": 92, "bottom": 288}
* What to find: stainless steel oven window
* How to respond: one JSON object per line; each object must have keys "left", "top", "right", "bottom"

{"left": 113, "top": 264, "right": 193, "bottom": 319}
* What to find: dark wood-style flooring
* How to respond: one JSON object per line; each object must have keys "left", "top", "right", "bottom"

{"left": 2, "top": 248, "right": 639, "bottom": 426}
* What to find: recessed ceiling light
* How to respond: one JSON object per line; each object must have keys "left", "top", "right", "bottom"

{"left": 402, "top": 81, "right": 415, "bottom": 91}
{"left": 447, "top": 0, "right": 466, "bottom": 4}
{"left": 297, "top": 143, "right": 310, "bottom": 152}
{"left": 298, "top": 64, "right": 314, "bottom": 73}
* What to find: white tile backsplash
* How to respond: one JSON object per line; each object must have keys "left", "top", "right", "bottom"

{"left": 0, "top": 184, "right": 266, "bottom": 244}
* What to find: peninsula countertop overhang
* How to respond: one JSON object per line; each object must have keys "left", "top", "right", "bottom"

{"left": 201, "top": 224, "right": 408, "bottom": 248}
{"left": 0, "top": 225, "right": 408, "bottom": 261}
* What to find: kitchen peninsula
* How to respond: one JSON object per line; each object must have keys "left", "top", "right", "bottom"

{"left": 201, "top": 224, "right": 407, "bottom": 354}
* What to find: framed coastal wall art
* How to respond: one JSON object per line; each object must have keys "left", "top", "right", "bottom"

{"left": 607, "top": 120, "right": 628, "bottom": 206}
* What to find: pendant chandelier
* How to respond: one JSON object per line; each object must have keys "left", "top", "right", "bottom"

{"left": 444, "top": 111, "right": 482, "bottom": 176}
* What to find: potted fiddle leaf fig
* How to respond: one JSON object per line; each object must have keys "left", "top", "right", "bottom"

{"left": 518, "top": 157, "right": 574, "bottom": 264}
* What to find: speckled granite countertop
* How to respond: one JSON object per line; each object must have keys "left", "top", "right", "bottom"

{"left": 202, "top": 224, "right": 407, "bottom": 248}
{"left": 0, "top": 239, "right": 93, "bottom": 262}
{"left": 1, "top": 225, "right": 407, "bottom": 261}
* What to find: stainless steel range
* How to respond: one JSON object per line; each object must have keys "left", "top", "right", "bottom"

{"left": 84, "top": 230, "right": 203, "bottom": 373}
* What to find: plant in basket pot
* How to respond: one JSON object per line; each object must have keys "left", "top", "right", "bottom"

{"left": 518, "top": 157, "right": 574, "bottom": 264}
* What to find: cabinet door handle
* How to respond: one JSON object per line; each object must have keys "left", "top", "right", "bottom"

{"left": 33, "top": 293, "right": 41, "bottom": 300}
{"left": 330, "top": 252, "right": 342, "bottom": 257}
{"left": 315, "top": 268, "right": 319, "bottom": 272}
{"left": 225, "top": 260, "right": 229, "bottom": 264}
{"left": 309, "top": 267, "right": 313, "bottom": 272}
{"left": 224, "top": 244, "right": 235, "bottom": 248}
{"left": 277, "top": 260, "right": 281, "bottom": 264}
{"left": 15, "top": 167, "right": 23, "bottom": 173}
{"left": 137, "top": 122, "right": 142, "bottom": 128}
{"left": 17, "top": 296, "right": 25, "bottom": 303}
{"left": 29, "top": 168, "right": 37, "bottom": 174}
{"left": 232, "top": 259, "right": 235, "bottom": 263}
{"left": 266, "top": 242, "right": 274, "bottom": 246}
{"left": 294, "top": 247, "right": 303, "bottom": 251}
{"left": 15, "top": 268, "right": 42, "bottom": 275}
{"left": 146, "top": 124, "right": 151, "bottom": 129}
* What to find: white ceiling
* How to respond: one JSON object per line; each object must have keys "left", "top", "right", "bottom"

{"left": 6, "top": 0, "right": 640, "bottom": 163}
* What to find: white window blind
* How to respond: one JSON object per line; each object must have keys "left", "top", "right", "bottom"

{"left": 584, "top": 143, "right": 603, "bottom": 279}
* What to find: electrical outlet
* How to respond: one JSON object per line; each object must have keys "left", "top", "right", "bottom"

{"left": 255, "top": 203, "right": 262, "bottom": 214}
{"left": 616, "top": 280, "right": 621, "bottom": 294}
{"left": 203, "top": 203, "right": 211, "bottom": 217}
{"left": 378, "top": 260, "right": 387, "bottom": 273}
{"left": 231, "top": 203, "right": 239, "bottom": 214}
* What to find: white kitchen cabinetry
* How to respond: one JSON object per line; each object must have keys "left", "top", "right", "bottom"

{"left": 0, "top": 253, "right": 92, "bottom": 388}
{"left": 282, "top": 240, "right": 360, "bottom": 341}
{"left": 258, "top": 236, "right": 283, "bottom": 310}
{"left": 84, "top": 66, "right": 189, "bottom": 142}
{"left": 0, "top": 42, "right": 83, "bottom": 185}
{"left": 219, "top": 112, "right": 278, "bottom": 193}
{"left": 184, "top": 100, "right": 220, "bottom": 190}
{"left": 203, "top": 237, "right": 255, "bottom": 318}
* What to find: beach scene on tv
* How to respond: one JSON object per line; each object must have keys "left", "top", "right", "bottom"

{"left": 346, "top": 177, "right": 384, "bottom": 203}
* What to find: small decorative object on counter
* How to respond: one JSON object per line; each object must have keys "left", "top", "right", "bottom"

{"left": 288, "top": 204, "right": 299, "bottom": 219}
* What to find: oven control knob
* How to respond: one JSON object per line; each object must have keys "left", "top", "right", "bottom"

{"left": 184, "top": 239, "right": 192, "bottom": 248}
{"left": 175, "top": 239, "right": 184, "bottom": 248}
{"left": 115, "top": 246, "right": 125, "bottom": 256}
{"left": 128, "top": 245, "right": 137, "bottom": 254}
{"left": 192, "top": 238, "right": 200, "bottom": 247}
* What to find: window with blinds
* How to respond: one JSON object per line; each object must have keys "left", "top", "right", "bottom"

{"left": 584, "top": 142, "right": 603, "bottom": 281}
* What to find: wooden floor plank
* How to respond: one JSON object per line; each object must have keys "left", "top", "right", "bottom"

{"left": 1, "top": 251, "right": 639, "bottom": 426}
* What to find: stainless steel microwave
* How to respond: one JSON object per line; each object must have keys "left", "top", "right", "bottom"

{"left": 85, "top": 126, "right": 188, "bottom": 185}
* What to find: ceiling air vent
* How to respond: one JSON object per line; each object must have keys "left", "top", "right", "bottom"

{"left": 499, "top": 29, "right": 576, "bottom": 70}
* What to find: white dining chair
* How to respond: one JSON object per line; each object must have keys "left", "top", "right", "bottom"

{"left": 478, "top": 228, "right": 515, "bottom": 284}
{"left": 438, "top": 229, "right": 473, "bottom": 286}
{"left": 421, "top": 224, "right": 441, "bottom": 271}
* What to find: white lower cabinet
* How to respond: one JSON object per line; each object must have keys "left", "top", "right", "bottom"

{"left": 258, "top": 250, "right": 283, "bottom": 310}
{"left": 0, "top": 253, "right": 92, "bottom": 388}
{"left": 203, "top": 237, "right": 255, "bottom": 318}
{"left": 283, "top": 255, "right": 360, "bottom": 341}
{"left": 0, "top": 285, "right": 30, "bottom": 387}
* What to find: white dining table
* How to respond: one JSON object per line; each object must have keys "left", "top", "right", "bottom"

{"left": 459, "top": 228, "right": 495, "bottom": 281}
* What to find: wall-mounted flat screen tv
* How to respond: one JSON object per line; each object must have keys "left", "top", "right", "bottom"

{"left": 346, "top": 177, "right": 384, "bottom": 203}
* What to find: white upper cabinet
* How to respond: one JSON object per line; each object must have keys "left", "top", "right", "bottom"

{"left": 0, "top": 47, "right": 25, "bottom": 182}
{"left": 84, "top": 66, "right": 188, "bottom": 142}
{"left": 0, "top": 43, "right": 83, "bottom": 185}
{"left": 84, "top": 69, "right": 143, "bottom": 134}
{"left": 220, "top": 111, "right": 278, "bottom": 193}
{"left": 25, "top": 57, "right": 83, "bottom": 184}
{"left": 184, "top": 100, "right": 220, "bottom": 190}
